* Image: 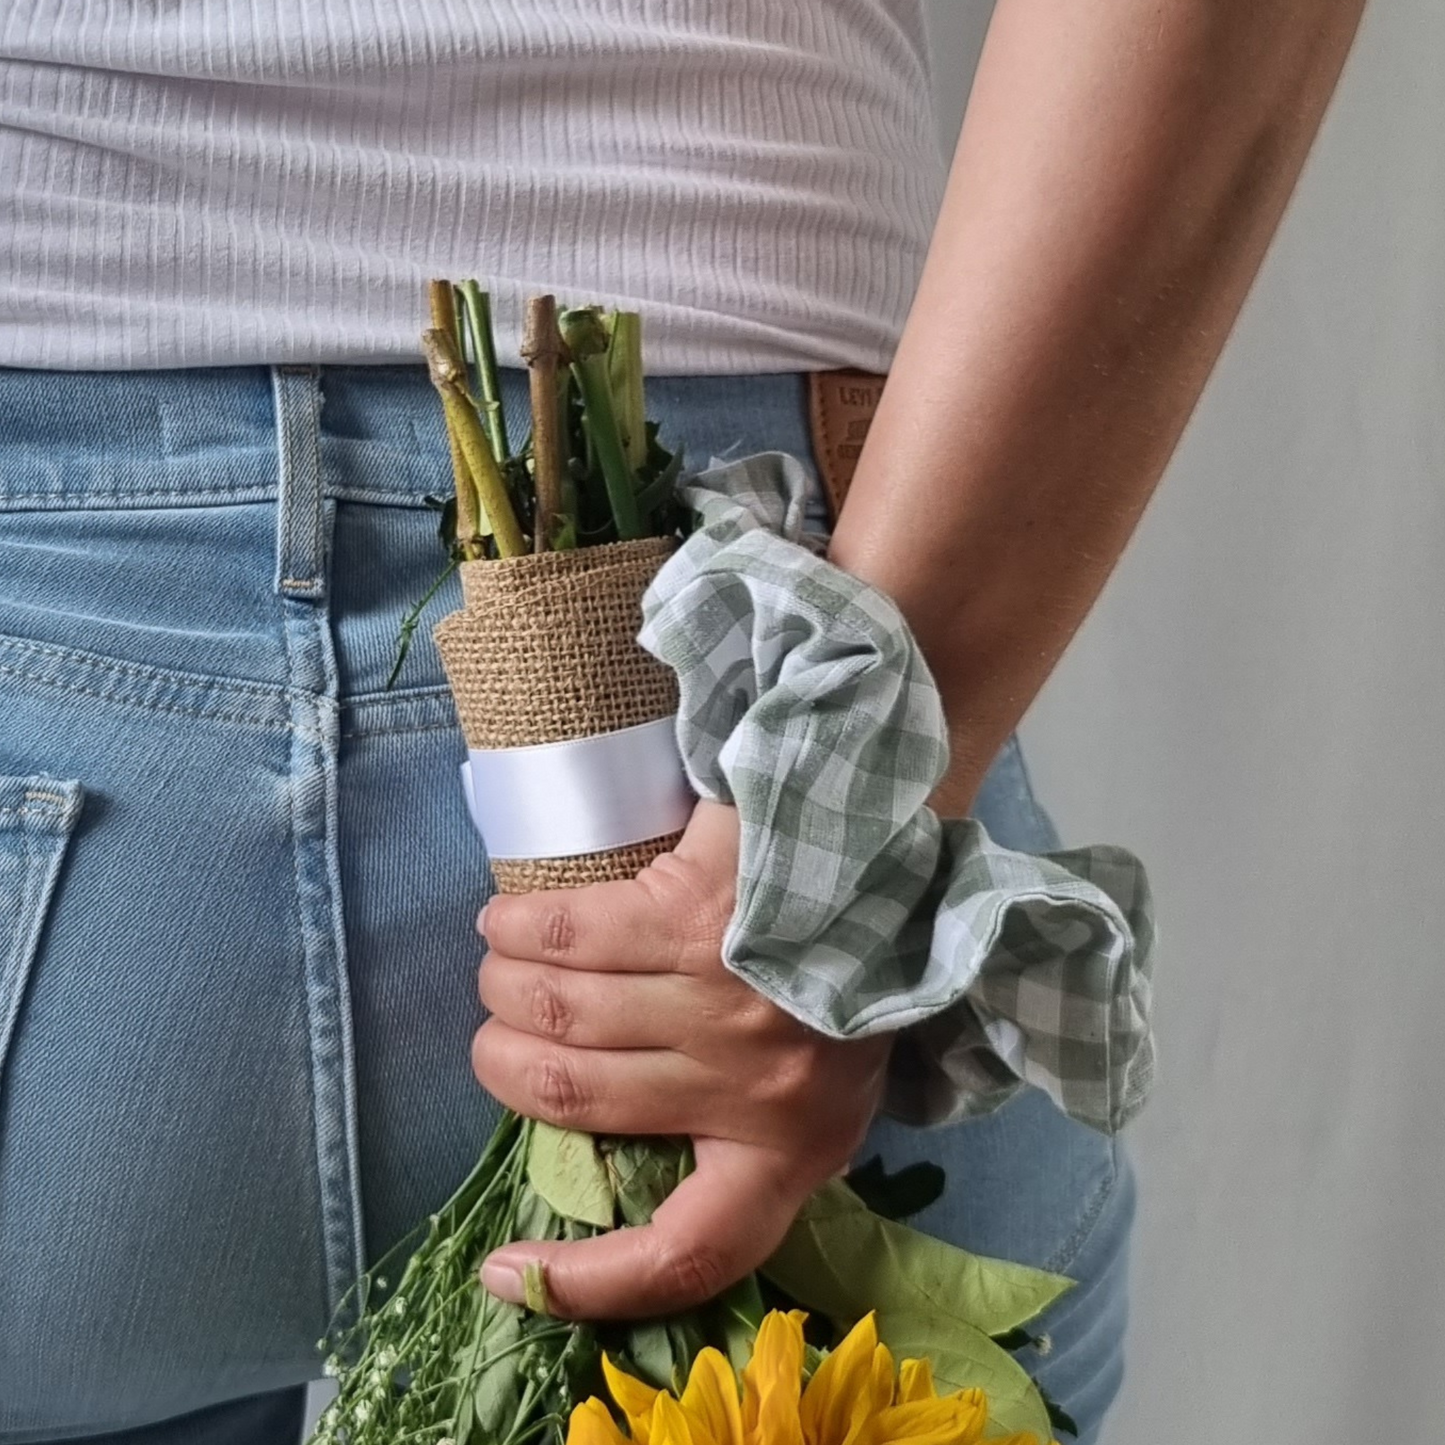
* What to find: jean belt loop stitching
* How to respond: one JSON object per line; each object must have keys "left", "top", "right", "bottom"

{"left": 272, "top": 364, "right": 326, "bottom": 601}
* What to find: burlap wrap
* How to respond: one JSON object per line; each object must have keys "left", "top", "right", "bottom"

{"left": 433, "top": 536, "right": 684, "bottom": 893}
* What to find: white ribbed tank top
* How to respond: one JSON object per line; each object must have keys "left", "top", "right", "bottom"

{"left": 0, "top": 1, "right": 948, "bottom": 373}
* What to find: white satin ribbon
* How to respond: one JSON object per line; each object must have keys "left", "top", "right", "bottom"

{"left": 460, "top": 715, "right": 695, "bottom": 860}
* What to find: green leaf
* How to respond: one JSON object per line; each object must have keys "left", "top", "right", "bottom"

{"left": 620, "top": 1321, "right": 676, "bottom": 1392}
{"left": 876, "top": 1312, "right": 1053, "bottom": 1440}
{"left": 988, "top": 1326, "right": 1041, "bottom": 1352}
{"left": 602, "top": 1137, "right": 691, "bottom": 1226}
{"left": 707, "top": 1273, "right": 766, "bottom": 1374}
{"left": 527, "top": 1124, "right": 615, "bottom": 1229}
{"left": 459, "top": 1294, "right": 526, "bottom": 1442}
{"left": 665, "top": 1315, "right": 708, "bottom": 1394}
{"left": 1041, "top": 1385, "right": 1080, "bottom": 1439}
{"left": 845, "top": 1155, "right": 946, "bottom": 1222}
{"left": 762, "top": 1179, "right": 1073, "bottom": 1340}
{"left": 513, "top": 1179, "right": 563, "bottom": 1243}
{"left": 633, "top": 444, "right": 684, "bottom": 518}
{"left": 562, "top": 1323, "right": 604, "bottom": 1406}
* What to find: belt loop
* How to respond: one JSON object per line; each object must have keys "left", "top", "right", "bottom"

{"left": 272, "top": 364, "right": 326, "bottom": 600}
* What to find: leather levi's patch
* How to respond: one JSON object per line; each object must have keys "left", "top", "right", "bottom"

{"left": 806, "top": 368, "right": 887, "bottom": 520}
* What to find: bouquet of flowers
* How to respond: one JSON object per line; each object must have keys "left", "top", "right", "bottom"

{"left": 307, "top": 280, "right": 1157, "bottom": 1445}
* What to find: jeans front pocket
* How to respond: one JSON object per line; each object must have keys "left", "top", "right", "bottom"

{"left": 0, "top": 773, "right": 82, "bottom": 1092}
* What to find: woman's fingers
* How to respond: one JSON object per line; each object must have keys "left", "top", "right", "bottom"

{"left": 471, "top": 1018, "right": 740, "bottom": 1139}
{"left": 480, "top": 1138, "right": 803, "bottom": 1320}
{"left": 476, "top": 801, "right": 737, "bottom": 976}
{"left": 478, "top": 952, "right": 698, "bottom": 1051}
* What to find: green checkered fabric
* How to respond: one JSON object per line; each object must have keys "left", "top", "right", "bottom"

{"left": 639, "top": 451, "right": 1155, "bottom": 1134}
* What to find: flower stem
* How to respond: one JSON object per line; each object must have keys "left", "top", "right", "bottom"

{"left": 606, "top": 311, "right": 647, "bottom": 473}
{"left": 428, "top": 281, "right": 483, "bottom": 557}
{"left": 385, "top": 555, "right": 460, "bottom": 690}
{"left": 520, "top": 294, "right": 571, "bottom": 552}
{"left": 559, "top": 307, "right": 643, "bottom": 541}
{"left": 423, "top": 326, "right": 528, "bottom": 558}
{"left": 458, "top": 281, "right": 509, "bottom": 462}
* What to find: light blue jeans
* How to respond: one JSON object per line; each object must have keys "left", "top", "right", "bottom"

{"left": 0, "top": 365, "right": 1133, "bottom": 1443}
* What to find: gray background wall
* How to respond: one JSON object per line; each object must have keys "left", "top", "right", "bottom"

{"left": 926, "top": 2, "right": 1444, "bottom": 1440}
{"left": 312, "top": 4, "right": 1442, "bottom": 1437}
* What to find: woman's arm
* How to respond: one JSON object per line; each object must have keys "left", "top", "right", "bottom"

{"left": 475, "top": 0, "right": 1367, "bottom": 1318}
{"left": 830, "top": 0, "right": 1367, "bottom": 814}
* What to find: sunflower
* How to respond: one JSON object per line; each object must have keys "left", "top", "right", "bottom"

{"left": 565, "top": 1310, "right": 1046, "bottom": 1445}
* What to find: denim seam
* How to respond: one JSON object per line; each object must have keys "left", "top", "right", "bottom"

{"left": 339, "top": 720, "right": 461, "bottom": 740}
{"left": 281, "top": 683, "right": 329, "bottom": 1327}
{"left": 0, "top": 660, "right": 300, "bottom": 732}
{"left": 0, "top": 487, "right": 278, "bottom": 507}
{"left": 0, "top": 640, "right": 463, "bottom": 737}
{"left": 0, "top": 803, "right": 71, "bottom": 823}
{"left": 0, "top": 485, "right": 440, "bottom": 508}
{"left": 343, "top": 684, "right": 456, "bottom": 705}
{"left": 1043, "top": 1138, "right": 1122, "bottom": 1276}
{"left": 272, "top": 363, "right": 367, "bottom": 1330}
{"left": 0, "top": 634, "right": 286, "bottom": 698}
{"left": 22, "top": 788, "right": 70, "bottom": 807}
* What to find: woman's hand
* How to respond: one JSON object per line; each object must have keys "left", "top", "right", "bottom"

{"left": 470, "top": 798, "right": 892, "bottom": 1319}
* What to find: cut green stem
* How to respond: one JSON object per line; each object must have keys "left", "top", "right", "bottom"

{"left": 428, "top": 281, "right": 484, "bottom": 557}
{"left": 559, "top": 307, "right": 644, "bottom": 541}
{"left": 423, "top": 326, "right": 528, "bottom": 558}
{"left": 458, "top": 281, "right": 509, "bottom": 463}
{"left": 606, "top": 312, "right": 648, "bottom": 473}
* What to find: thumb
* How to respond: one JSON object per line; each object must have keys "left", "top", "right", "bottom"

{"left": 480, "top": 1138, "right": 803, "bottom": 1320}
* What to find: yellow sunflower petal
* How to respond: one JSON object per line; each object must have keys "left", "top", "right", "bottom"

{"left": 894, "top": 1360, "right": 935, "bottom": 1406}
{"left": 680, "top": 1346, "right": 744, "bottom": 1445}
{"left": 799, "top": 1312, "right": 879, "bottom": 1445}
{"left": 857, "top": 1393, "right": 990, "bottom": 1445}
{"left": 565, "top": 1398, "right": 631, "bottom": 1445}
{"left": 866, "top": 1343, "right": 895, "bottom": 1413}
{"left": 742, "top": 1310, "right": 806, "bottom": 1445}
{"left": 649, "top": 1392, "right": 700, "bottom": 1445}
{"left": 603, "top": 1354, "right": 662, "bottom": 1443}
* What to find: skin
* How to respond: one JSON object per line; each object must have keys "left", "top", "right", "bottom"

{"left": 475, "top": 0, "right": 1369, "bottom": 1319}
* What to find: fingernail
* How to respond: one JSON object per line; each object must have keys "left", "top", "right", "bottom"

{"left": 476, "top": 900, "right": 492, "bottom": 937}
{"left": 480, "top": 1255, "right": 525, "bottom": 1304}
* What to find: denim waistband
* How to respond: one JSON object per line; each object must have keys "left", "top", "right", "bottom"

{"left": 0, "top": 365, "right": 815, "bottom": 512}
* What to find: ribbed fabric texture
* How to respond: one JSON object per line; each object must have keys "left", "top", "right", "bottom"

{"left": 0, "top": 1, "right": 946, "bottom": 373}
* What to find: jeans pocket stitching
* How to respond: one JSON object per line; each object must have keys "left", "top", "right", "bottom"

{"left": 0, "top": 635, "right": 295, "bottom": 731}
{"left": 0, "top": 774, "right": 84, "bottom": 1093}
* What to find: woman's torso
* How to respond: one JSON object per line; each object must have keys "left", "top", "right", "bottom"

{"left": 0, "top": 0, "right": 947, "bottom": 373}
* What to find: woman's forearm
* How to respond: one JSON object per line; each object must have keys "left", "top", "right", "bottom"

{"left": 828, "top": 0, "right": 1366, "bottom": 813}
